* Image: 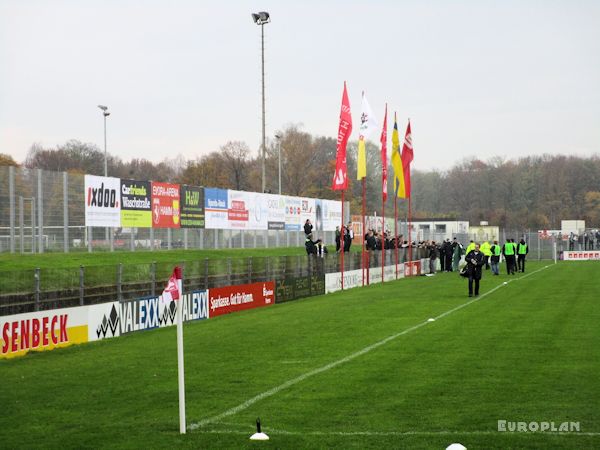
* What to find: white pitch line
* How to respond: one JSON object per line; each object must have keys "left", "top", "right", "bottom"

{"left": 197, "top": 428, "right": 600, "bottom": 437}
{"left": 189, "top": 264, "right": 553, "bottom": 431}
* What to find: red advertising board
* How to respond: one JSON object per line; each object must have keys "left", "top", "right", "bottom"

{"left": 404, "top": 260, "right": 421, "bottom": 277}
{"left": 151, "top": 182, "right": 180, "bottom": 228}
{"left": 208, "top": 281, "right": 275, "bottom": 318}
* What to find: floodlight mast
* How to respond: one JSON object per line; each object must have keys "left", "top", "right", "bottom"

{"left": 251, "top": 11, "right": 270, "bottom": 192}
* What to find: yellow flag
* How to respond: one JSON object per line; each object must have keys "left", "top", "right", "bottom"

{"left": 391, "top": 112, "right": 407, "bottom": 198}
{"left": 357, "top": 93, "right": 378, "bottom": 180}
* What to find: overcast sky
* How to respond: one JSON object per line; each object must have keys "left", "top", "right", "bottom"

{"left": 1, "top": 0, "right": 599, "bottom": 171}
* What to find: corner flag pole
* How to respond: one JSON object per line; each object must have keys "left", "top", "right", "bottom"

{"left": 175, "top": 267, "right": 186, "bottom": 434}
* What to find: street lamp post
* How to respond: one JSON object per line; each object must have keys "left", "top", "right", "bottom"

{"left": 275, "top": 133, "right": 282, "bottom": 195}
{"left": 251, "top": 11, "right": 270, "bottom": 193}
{"left": 97, "top": 105, "right": 111, "bottom": 250}
{"left": 97, "top": 105, "right": 110, "bottom": 176}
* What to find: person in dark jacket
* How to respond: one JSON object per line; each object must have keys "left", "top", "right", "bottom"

{"left": 304, "top": 219, "right": 313, "bottom": 236}
{"left": 343, "top": 223, "right": 353, "bottom": 252}
{"left": 465, "top": 243, "right": 485, "bottom": 297}
{"left": 335, "top": 226, "right": 341, "bottom": 252}
{"left": 444, "top": 239, "right": 453, "bottom": 272}
{"left": 428, "top": 241, "right": 439, "bottom": 274}
{"left": 305, "top": 233, "right": 316, "bottom": 255}
{"left": 439, "top": 241, "right": 446, "bottom": 271}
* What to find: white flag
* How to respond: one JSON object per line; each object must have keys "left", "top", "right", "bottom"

{"left": 359, "top": 94, "right": 378, "bottom": 139}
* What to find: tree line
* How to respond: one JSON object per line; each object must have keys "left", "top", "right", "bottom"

{"left": 2, "top": 128, "right": 599, "bottom": 229}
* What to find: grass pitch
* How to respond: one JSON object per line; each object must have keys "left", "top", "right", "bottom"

{"left": 1, "top": 261, "right": 599, "bottom": 449}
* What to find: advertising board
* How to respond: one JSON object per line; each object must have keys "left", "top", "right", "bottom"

{"left": 208, "top": 281, "right": 275, "bottom": 317}
{"left": 1, "top": 306, "right": 88, "bottom": 359}
{"left": 265, "top": 193, "right": 286, "bottom": 230}
{"left": 404, "top": 260, "right": 422, "bottom": 276}
{"left": 204, "top": 187, "right": 228, "bottom": 229}
{"left": 325, "top": 269, "right": 362, "bottom": 293}
{"left": 88, "top": 290, "right": 209, "bottom": 341}
{"left": 227, "top": 190, "right": 269, "bottom": 230}
{"left": 316, "top": 199, "right": 343, "bottom": 232}
{"left": 151, "top": 182, "right": 180, "bottom": 228}
{"left": 85, "top": 175, "right": 121, "bottom": 227}
{"left": 562, "top": 251, "right": 600, "bottom": 261}
{"left": 276, "top": 275, "right": 325, "bottom": 303}
{"left": 284, "top": 196, "right": 303, "bottom": 231}
{"left": 120, "top": 179, "right": 152, "bottom": 227}
{"left": 180, "top": 185, "right": 205, "bottom": 228}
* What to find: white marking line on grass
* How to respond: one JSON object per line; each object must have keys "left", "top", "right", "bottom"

{"left": 198, "top": 428, "right": 600, "bottom": 437}
{"left": 189, "top": 264, "right": 553, "bottom": 431}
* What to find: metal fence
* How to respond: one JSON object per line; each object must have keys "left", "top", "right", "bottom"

{"left": 0, "top": 166, "right": 338, "bottom": 253}
{"left": 0, "top": 248, "right": 431, "bottom": 316}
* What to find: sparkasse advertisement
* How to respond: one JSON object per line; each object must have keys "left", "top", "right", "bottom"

{"left": 208, "top": 281, "right": 275, "bottom": 317}
{"left": 120, "top": 179, "right": 152, "bottom": 227}
{"left": 84, "top": 175, "right": 121, "bottom": 227}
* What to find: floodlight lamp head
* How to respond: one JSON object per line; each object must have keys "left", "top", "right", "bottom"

{"left": 252, "top": 11, "right": 270, "bottom": 25}
{"left": 97, "top": 105, "right": 108, "bottom": 111}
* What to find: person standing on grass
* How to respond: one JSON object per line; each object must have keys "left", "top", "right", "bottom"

{"left": 480, "top": 240, "right": 492, "bottom": 270}
{"left": 452, "top": 238, "right": 464, "bottom": 272}
{"left": 490, "top": 240, "right": 501, "bottom": 276}
{"left": 428, "top": 240, "right": 439, "bottom": 274}
{"left": 503, "top": 239, "right": 516, "bottom": 275}
{"left": 465, "top": 243, "right": 484, "bottom": 297}
{"left": 335, "top": 226, "right": 341, "bottom": 252}
{"left": 517, "top": 238, "right": 528, "bottom": 272}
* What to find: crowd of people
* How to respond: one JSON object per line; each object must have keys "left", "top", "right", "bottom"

{"left": 565, "top": 231, "right": 599, "bottom": 250}
{"left": 303, "top": 219, "right": 539, "bottom": 298}
{"left": 423, "top": 237, "right": 530, "bottom": 297}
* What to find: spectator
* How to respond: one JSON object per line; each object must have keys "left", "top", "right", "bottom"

{"left": 304, "top": 219, "right": 313, "bottom": 236}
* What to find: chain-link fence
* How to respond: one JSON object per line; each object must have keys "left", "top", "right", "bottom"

{"left": 0, "top": 166, "right": 340, "bottom": 253}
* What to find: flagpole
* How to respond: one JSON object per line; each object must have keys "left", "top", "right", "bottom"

{"left": 362, "top": 178, "right": 366, "bottom": 286}
{"left": 381, "top": 183, "right": 385, "bottom": 283}
{"left": 408, "top": 196, "right": 412, "bottom": 271}
{"left": 394, "top": 196, "right": 398, "bottom": 279}
{"left": 341, "top": 190, "right": 345, "bottom": 290}
{"left": 176, "top": 267, "right": 186, "bottom": 434}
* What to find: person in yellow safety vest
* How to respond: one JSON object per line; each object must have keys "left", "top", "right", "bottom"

{"left": 517, "top": 238, "right": 529, "bottom": 272}
{"left": 490, "top": 240, "right": 502, "bottom": 275}
{"left": 502, "top": 239, "right": 516, "bottom": 275}
{"left": 480, "top": 241, "right": 492, "bottom": 270}
{"left": 465, "top": 240, "right": 476, "bottom": 255}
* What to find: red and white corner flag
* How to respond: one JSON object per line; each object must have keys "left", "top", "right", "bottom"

{"left": 380, "top": 104, "right": 388, "bottom": 201}
{"left": 332, "top": 81, "right": 353, "bottom": 191}
{"left": 162, "top": 266, "right": 182, "bottom": 302}
{"left": 162, "top": 266, "right": 186, "bottom": 434}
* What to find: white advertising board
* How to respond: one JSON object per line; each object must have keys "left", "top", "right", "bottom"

{"left": 84, "top": 175, "right": 121, "bottom": 227}
{"left": 562, "top": 250, "right": 600, "bottom": 261}
{"left": 204, "top": 188, "right": 229, "bottom": 229}
{"left": 316, "top": 199, "right": 343, "bottom": 232}
{"left": 227, "top": 190, "right": 269, "bottom": 230}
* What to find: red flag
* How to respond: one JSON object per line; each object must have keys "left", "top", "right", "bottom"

{"left": 332, "top": 82, "right": 353, "bottom": 190}
{"left": 380, "top": 104, "right": 388, "bottom": 201}
{"left": 162, "top": 266, "right": 182, "bottom": 301}
{"left": 401, "top": 120, "right": 414, "bottom": 198}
